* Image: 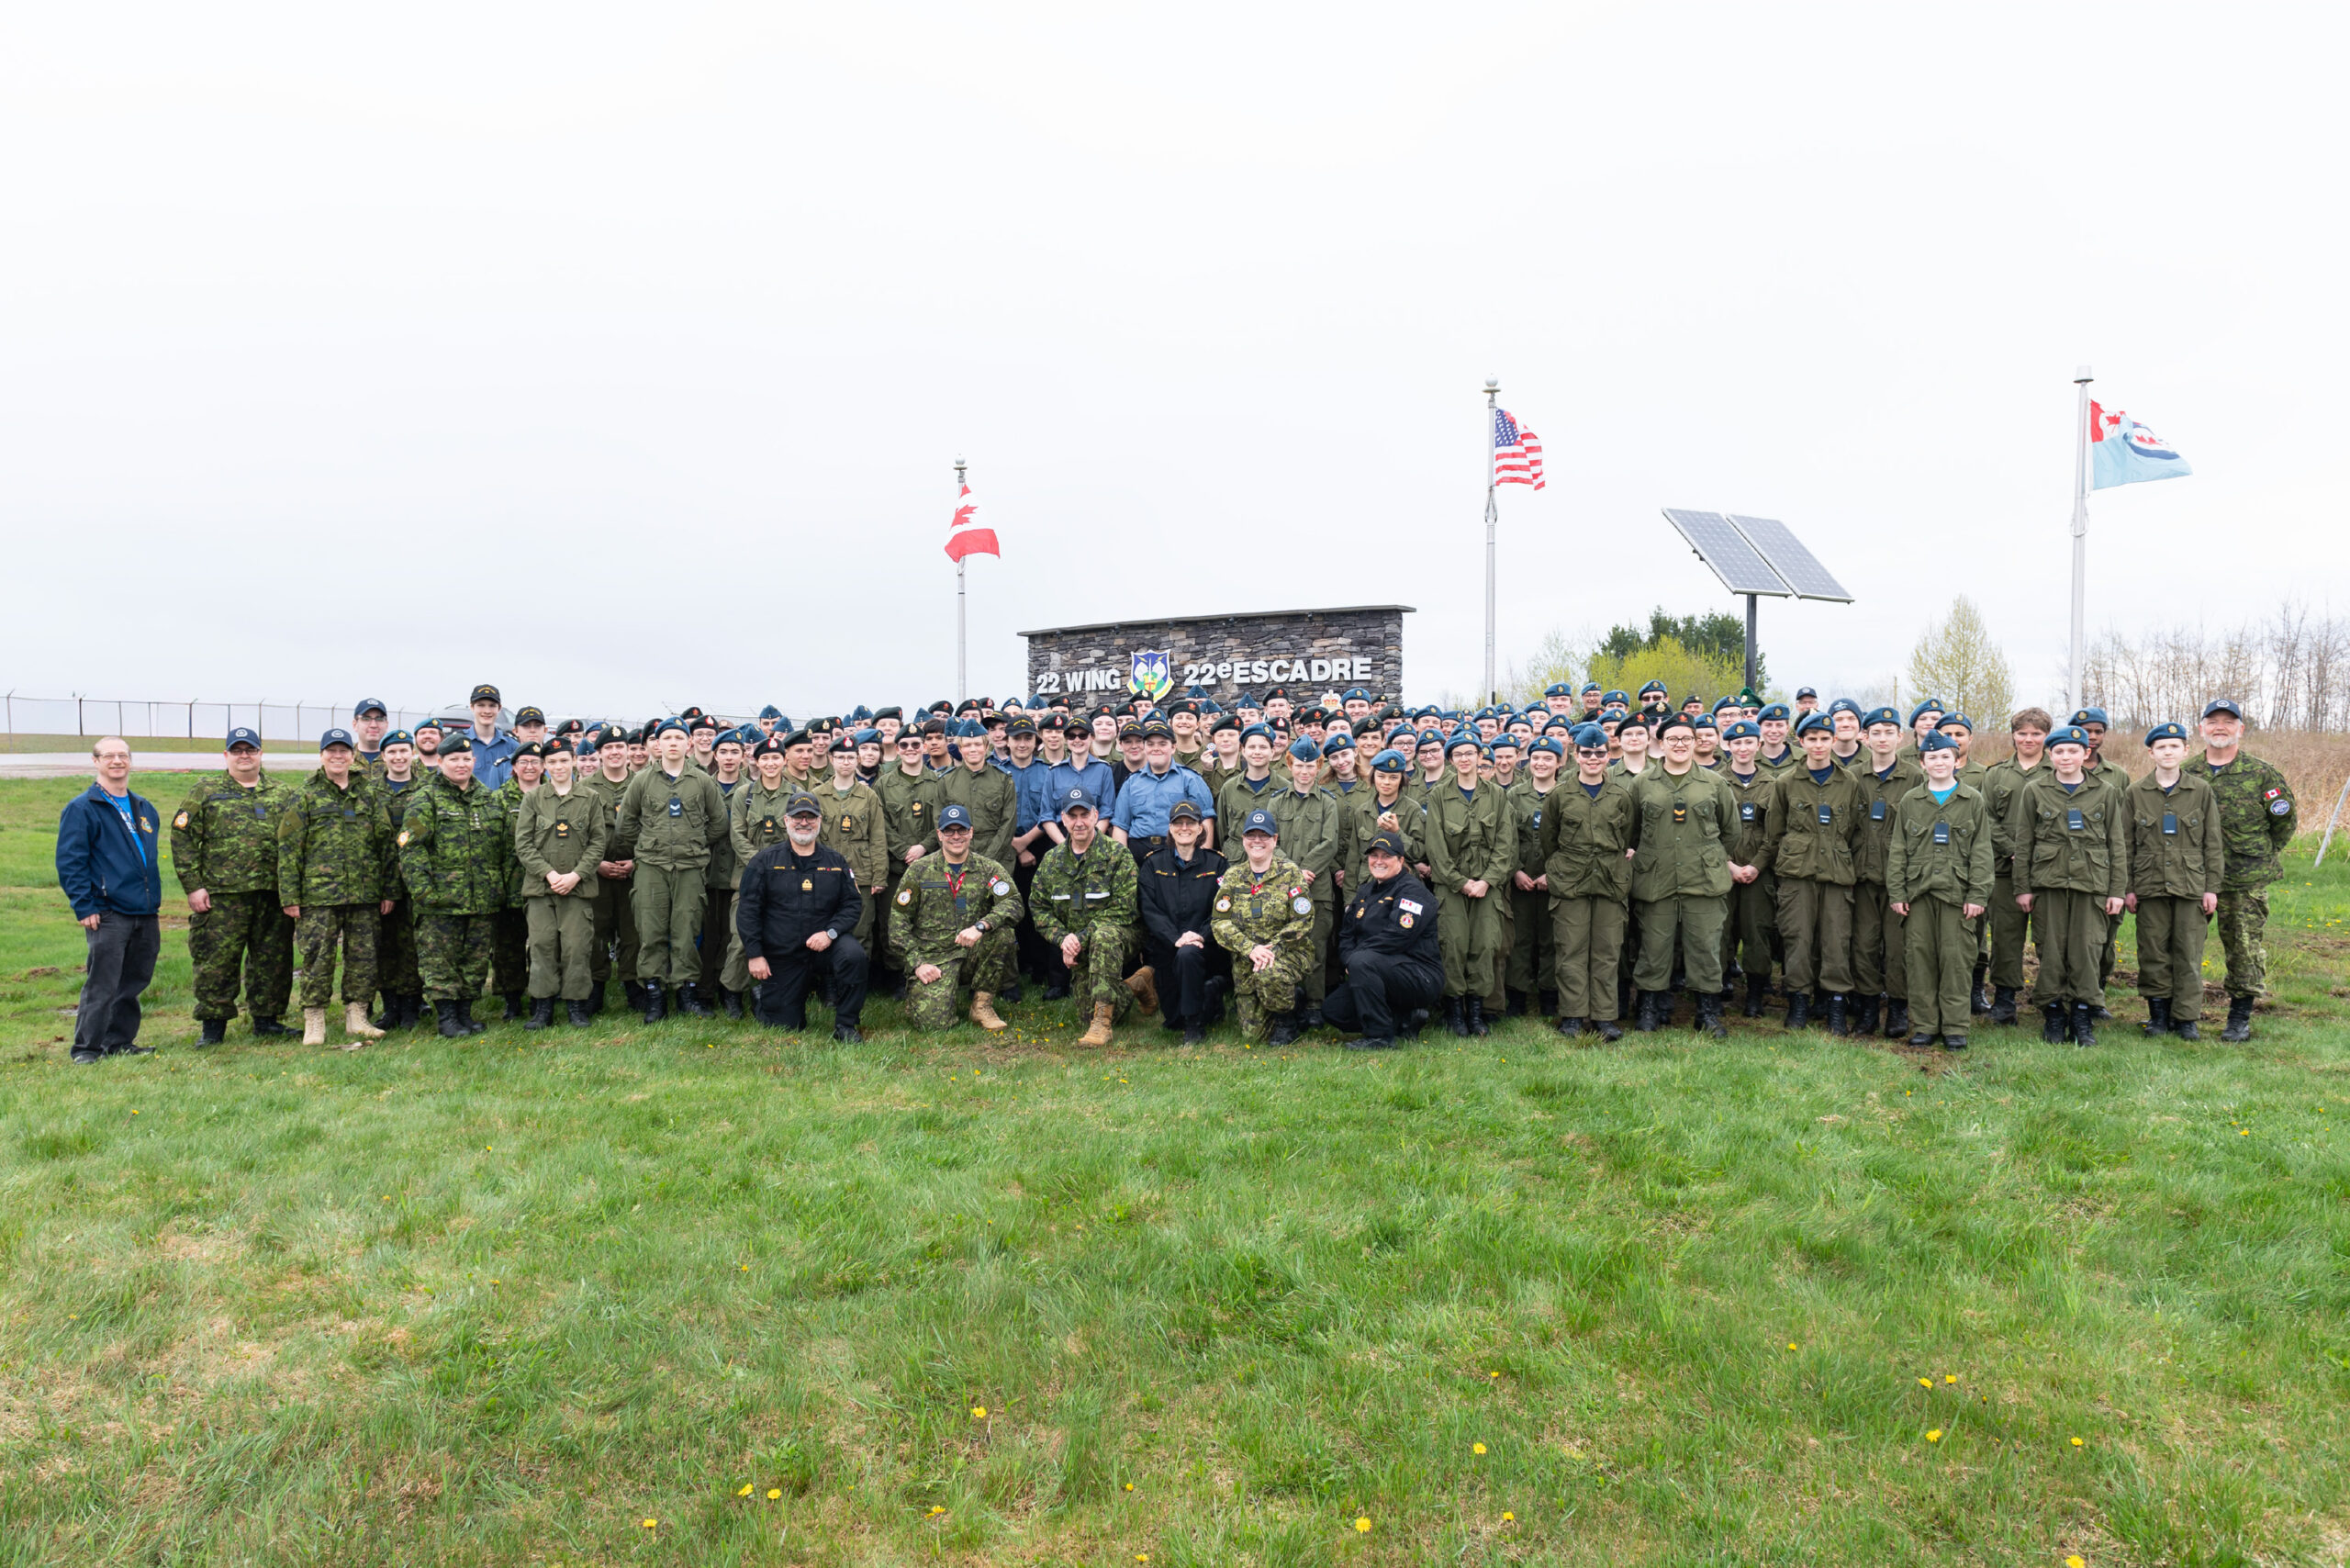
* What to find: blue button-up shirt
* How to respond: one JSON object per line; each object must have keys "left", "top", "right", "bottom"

{"left": 1109, "top": 762, "right": 1216, "bottom": 839}
{"left": 1007, "top": 757, "right": 1057, "bottom": 834}
{"left": 466, "top": 727, "right": 519, "bottom": 790}
{"left": 1046, "top": 756, "right": 1118, "bottom": 827}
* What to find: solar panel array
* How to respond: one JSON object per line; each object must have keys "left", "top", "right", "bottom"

{"left": 1661, "top": 509, "right": 1792, "bottom": 597}
{"left": 1728, "top": 515, "right": 1852, "bottom": 601}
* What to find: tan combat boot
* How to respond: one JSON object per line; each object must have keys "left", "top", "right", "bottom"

{"left": 300, "top": 1007, "right": 328, "bottom": 1047}
{"left": 968, "top": 992, "right": 1008, "bottom": 1032}
{"left": 1124, "top": 965, "right": 1158, "bottom": 1015}
{"left": 1078, "top": 1001, "right": 1115, "bottom": 1047}
{"left": 342, "top": 1001, "right": 385, "bottom": 1047}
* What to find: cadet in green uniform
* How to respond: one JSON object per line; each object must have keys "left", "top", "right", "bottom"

{"left": 1505, "top": 736, "right": 1561, "bottom": 1014}
{"left": 1541, "top": 724, "right": 1635, "bottom": 1039}
{"left": 1268, "top": 736, "right": 1345, "bottom": 1024}
{"left": 1756, "top": 712, "right": 1865, "bottom": 1033}
{"left": 1210, "top": 809, "right": 1317, "bottom": 1045}
{"left": 1216, "top": 725, "right": 1285, "bottom": 851}
{"left": 888, "top": 801, "right": 1023, "bottom": 1031}
{"left": 1754, "top": 704, "right": 1796, "bottom": 772}
{"left": 1850, "top": 707, "right": 1924, "bottom": 1040}
{"left": 2126, "top": 721, "right": 2225, "bottom": 1039}
{"left": 940, "top": 722, "right": 1018, "bottom": 869}
{"left": 371, "top": 731, "right": 427, "bottom": 1030}
{"left": 2193, "top": 698, "right": 2296, "bottom": 1041}
{"left": 2009, "top": 725, "right": 2129, "bottom": 1045}
{"left": 1030, "top": 787, "right": 1148, "bottom": 1046}
{"left": 170, "top": 727, "right": 297, "bottom": 1044}
{"left": 1627, "top": 715, "right": 1736, "bottom": 1036}
{"left": 514, "top": 741, "right": 608, "bottom": 1028}
{"left": 1423, "top": 733, "right": 1514, "bottom": 1036}
{"left": 693, "top": 730, "right": 750, "bottom": 1016}
{"left": 488, "top": 742, "right": 545, "bottom": 1020}
{"left": 875, "top": 729, "right": 946, "bottom": 996}
{"left": 276, "top": 728, "right": 395, "bottom": 1048}
{"left": 619, "top": 718, "right": 732, "bottom": 1021}
{"left": 584, "top": 734, "right": 643, "bottom": 1014}
{"left": 1348, "top": 748, "right": 1425, "bottom": 890}
{"left": 1982, "top": 708, "right": 2051, "bottom": 1025}
{"left": 725, "top": 734, "right": 799, "bottom": 995}
{"left": 819, "top": 732, "right": 890, "bottom": 946}
{"left": 1716, "top": 721, "right": 1776, "bottom": 1016}
{"left": 396, "top": 736, "right": 520, "bottom": 1037}
{"left": 1885, "top": 732, "right": 1993, "bottom": 1049}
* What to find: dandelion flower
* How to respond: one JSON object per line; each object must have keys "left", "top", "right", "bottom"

{"left": 1944, "top": 1374, "right": 1956, "bottom": 1383}
{"left": 738, "top": 1484, "right": 753, "bottom": 1496}
{"left": 971, "top": 1406, "right": 988, "bottom": 1419}
{"left": 1355, "top": 1517, "right": 1372, "bottom": 1533}
{"left": 1472, "top": 1443, "right": 1486, "bottom": 1455}
{"left": 1926, "top": 1429, "right": 1942, "bottom": 1442}
{"left": 1502, "top": 1511, "right": 1515, "bottom": 1522}
{"left": 1125, "top": 1482, "right": 1135, "bottom": 1492}
{"left": 2070, "top": 1436, "right": 2084, "bottom": 1447}
{"left": 1919, "top": 1377, "right": 1933, "bottom": 1388}
{"left": 767, "top": 1488, "right": 781, "bottom": 1500}
{"left": 643, "top": 1518, "right": 657, "bottom": 1529}
{"left": 2067, "top": 1558, "right": 2086, "bottom": 1568}
{"left": 1490, "top": 1371, "right": 1501, "bottom": 1379}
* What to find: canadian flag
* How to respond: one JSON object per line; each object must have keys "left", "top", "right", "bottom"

{"left": 945, "top": 483, "right": 1000, "bottom": 562}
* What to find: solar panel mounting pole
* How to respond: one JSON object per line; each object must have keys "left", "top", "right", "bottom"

{"left": 1483, "top": 377, "right": 1498, "bottom": 705}
{"left": 955, "top": 455, "right": 968, "bottom": 705}
{"left": 2069, "top": 366, "right": 2092, "bottom": 711}
{"left": 1744, "top": 593, "right": 1758, "bottom": 690}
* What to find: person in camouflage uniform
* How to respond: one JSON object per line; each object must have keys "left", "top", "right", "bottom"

{"left": 371, "top": 732, "right": 429, "bottom": 1029}
{"left": 397, "top": 737, "right": 520, "bottom": 1037}
{"left": 889, "top": 801, "right": 1023, "bottom": 1031}
{"left": 2194, "top": 698, "right": 2296, "bottom": 1040}
{"left": 275, "top": 729, "right": 396, "bottom": 1047}
{"left": 171, "top": 728, "right": 298, "bottom": 1044}
{"left": 1210, "top": 809, "right": 1316, "bottom": 1045}
{"left": 2125, "top": 722, "right": 2225, "bottom": 1039}
{"left": 1029, "top": 788, "right": 1148, "bottom": 1046}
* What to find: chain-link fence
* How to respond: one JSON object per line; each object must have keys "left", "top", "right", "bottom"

{"left": 2, "top": 694, "right": 441, "bottom": 743}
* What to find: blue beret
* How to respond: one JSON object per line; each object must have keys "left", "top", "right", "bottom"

{"left": 1638, "top": 680, "right": 1667, "bottom": 697}
{"left": 1572, "top": 723, "right": 1608, "bottom": 749}
{"left": 2069, "top": 707, "right": 2109, "bottom": 727}
{"left": 1919, "top": 731, "right": 1957, "bottom": 753}
{"left": 1581, "top": 682, "right": 1600, "bottom": 694}
{"left": 2144, "top": 721, "right": 2188, "bottom": 745}
{"left": 382, "top": 729, "right": 414, "bottom": 749}
{"left": 854, "top": 727, "right": 881, "bottom": 745}
{"left": 1343, "top": 687, "right": 1371, "bottom": 701}
{"left": 1760, "top": 703, "right": 1791, "bottom": 722}
{"left": 1693, "top": 713, "right": 1718, "bottom": 730}
{"left": 1794, "top": 711, "right": 1833, "bottom": 736}
{"left": 1908, "top": 699, "right": 1947, "bottom": 725}
{"left": 1416, "top": 729, "right": 1446, "bottom": 747}
{"left": 1321, "top": 733, "right": 1354, "bottom": 755}
{"left": 1544, "top": 682, "right": 1572, "bottom": 698}
{"left": 1240, "top": 723, "right": 1275, "bottom": 746}
{"left": 1935, "top": 712, "right": 1974, "bottom": 732}
{"left": 1287, "top": 736, "right": 1321, "bottom": 761}
{"left": 1446, "top": 731, "right": 1483, "bottom": 755}
{"left": 1862, "top": 706, "right": 1901, "bottom": 730}
{"left": 1528, "top": 735, "right": 1564, "bottom": 758}
{"left": 1370, "top": 748, "right": 1410, "bottom": 773}
{"left": 1602, "top": 689, "right": 1628, "bottom": 706}
{"left": 1241, "top": 809, "right": 1279, "bottom": 836}
{"left": 2047, "top": 725, "right": 2090, "bottom": 748}
{"left": 757, "top": 704, "right": 783, "bottom": 720}
{"left": 1721, "top": 720, "right": 1760, "bottom": 741}
{"left": 1712, "top": 696, "right": 1742, "bottom": 713}
{"left": 654, "top": 718, "right": 688, "bottom": 737}
{"left": 1828, "top": 698, "right": 1862, "bottom": 717}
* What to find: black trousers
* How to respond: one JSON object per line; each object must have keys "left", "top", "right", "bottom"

{"left": 1323, "top": 949, "right": 1444, "bottom": 1040}
{"left": 751, "top": 936, "right": 868, "bottom": 1029}
{"left": 76, "top": 911, "right": 161, "bottom": 1055}
{"left": 1144, "top": 936, "right": 1227, "bottom": 1025}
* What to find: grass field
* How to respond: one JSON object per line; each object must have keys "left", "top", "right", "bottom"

{"left": 3, "top": 775, "right": 2346, "bottom": 1566}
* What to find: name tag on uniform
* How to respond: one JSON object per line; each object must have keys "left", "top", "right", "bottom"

{"left": 2065, "top": 808, "right": 2085, "bottom": 831}
{"left": 1084, "top": 890, "right": 1108, "bottom": 900}
{"left": 1399, "top": 898, "right": 1423, "bottom": 915}
{"left": 1932, "top": 822, "right": 1950, "bottom": 846}
{"left": 2162, "top": 812, "right": 2177, "bottom": 835}
{"left": 1869, "top": 800, "right": 1886, "bottom": 821}
{"left": 1740, "top": 801, "right": 1755, "bottom": 821}
{"left": 667, "top": 797, "right": 684, "bottom": 818}
{"left": 1816, "top": 803, "right": 1833, "bottom": 826}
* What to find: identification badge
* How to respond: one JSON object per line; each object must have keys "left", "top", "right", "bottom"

{"left": 1869, "top": 800, "right": 1886, "bottom": 822}
{"left": 1399, "top": 913, "right": 1413, "bottom": 928}
{"left": 2162, "top": 812, "right": 2177, "bottom": 835}
{"left": 1740, "top": 801, "right": 1755, "bottom": 821}
{"left": 1215, "top": 897, "right": 1231, "bottom": 912}
{"left": 896, "top": 889, "right": 912, "bottom": 904}
{"left": 991, "top": 879, "right": 1010, "bottom": 896}
{"left": 667, "top": 797, "right": 684, "bottom": 818}
{"left": 2066, "top": 808, "right": 2085, "bottom": 832}
{"left": 554, "top": 821, "right": 571, "bottom": 838}
{"left": 1292, "top": 896, "right": 1313, "bottom": 914}
{"left": 802, "top": 879, "right": 813, "bottom": 891}
{"left": 1932, "top": 821, "right": 1950, "bottom": 846}
{"left": 842, "top": 815, "right": 855, "bottom": 829}
{"left": 1399, "top": 898, "right": 1423, "bottom": 914}
{"left": 1816, "top": 803, "right": 1833, "bottom": 826}
{"left": 173, "top": 811, "right": 189, "bottom": 829}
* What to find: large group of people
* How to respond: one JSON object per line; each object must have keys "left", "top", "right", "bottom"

{"left": 53, "top": 674, "right": 2300, "bottom": 1064}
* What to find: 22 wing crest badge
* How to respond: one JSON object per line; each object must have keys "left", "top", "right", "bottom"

{"left": 1129, "top": 649, "right": 1174, "bottom": 701}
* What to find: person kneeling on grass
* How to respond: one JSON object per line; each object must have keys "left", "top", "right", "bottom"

{"left": 738, "top": 793, "right": 869, "bottom": 1041}
{"left": 1325, "top": 829, "right": 1444, "bottom": 1051}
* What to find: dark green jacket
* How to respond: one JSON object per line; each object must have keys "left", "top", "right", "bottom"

{"left": 1758, "top": 766, "right": 1864, "bottom": 885}
{"left": 584, "top": 769, "right": 639, "bottom": 862}
{"left": 1423, "top": 779, "right": 1515, "bottom": 895}
{"left": 2196, "top": 751, "right": 2297, "bottom": 890}
{"left": 1266, "top": 784, "right": 1345, "bottom": 904}
{"left": 397, "top": 772, "right": 520, "bottom": 914}
{"left": 731, "top": 778, "right": 801, "bottom": 875}
{"left": 1509, "top": 780, "right": 1553, "bottom": 880}
{"left": 1718, "top": 767, "right": 1772, "bottom": 867}
{"left": 1983, "top": 756, "right": 2046, "bottom": 879}
{"left": 1885, "top": 781, "right": 1994, "bottom": 906}
{"left": 170, "top": 770, "right": 294, "bottom": 897}
{"left": 1538, "top": 774, "right": 1635, "bottom": 901}
{"left": 276, "top": 768, "right": 395, "bottom": 906}
{"left": 1348, "top": 788, "right": 1425, "bottom": 889}
{"left": 1628, "top": 766, "right": 1734, "bottom": 901}
{"left": 1851, "top": 756, "right": 1926, "bottom": 886}
{"left": 2126, "top": 770, "right": 2225, "bottom": 900}
{"left": 514, "top": 780, "right": 609, "bottom": 898}
{"left": 889, "top": 851, "right": 1023, "bottom": 967}
{"left": 876, "top": 767, "right": 946, "bottom": 863}
{"left": 2009, "top": 771, "right": 2128, "bottom": 900}
{"left": 939, "top": 762, "right": 1018, "bottom": 868}
{"left": 619, "top": 765, "right": 731, "bottom": 871}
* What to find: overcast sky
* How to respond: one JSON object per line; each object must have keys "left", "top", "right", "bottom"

{"left": 5, "top": 3, "right": 2341, "bottom": 722}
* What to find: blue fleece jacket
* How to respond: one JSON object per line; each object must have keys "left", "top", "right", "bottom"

{"left": 56, "top": 783, "right": 164, "bottom": 918}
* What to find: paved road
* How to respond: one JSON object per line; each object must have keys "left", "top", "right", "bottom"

{"left": 0, "top": 753, "right": 317, "bottom": 778}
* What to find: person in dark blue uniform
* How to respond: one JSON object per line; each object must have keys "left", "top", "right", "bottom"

{"left": 735, "top": 793, "right": 869, "bottom": 1040}
{"left": 1136, "top": 799, "right": 1230, "bottom": 1042}
{"left": 1325, "top": 828, "right": 1444, "bottom": 1050}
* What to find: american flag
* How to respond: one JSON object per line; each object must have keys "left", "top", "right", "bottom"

{"left": 1493, "top": 408, "right": 1544, "bottom": 489}
{"left": 945, "top": 482, "right": 1000, "bottom": 561}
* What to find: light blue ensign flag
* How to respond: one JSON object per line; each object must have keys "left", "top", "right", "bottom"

{"left": 2089, "top": 400, "right": 2192, "bottom": 489}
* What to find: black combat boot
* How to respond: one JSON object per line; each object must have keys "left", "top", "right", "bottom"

{"left": 250, "top": 1015, "right": 288, "bottom": 1037}
{"left": 1504, "top": 989, "right": 1527, "bottom": 1018}
{"left": 435, "top": 1000, "right": 466, "bottom": 1038}
{"left": 623, "top": 980, "right": 647, "bottom": 1013}
{"left": 2142, "top": 997, "right": 2173, "bottom": 1036}
{"left": 1810, "top": 988, "right": 1831, "bottom": 1027}
{"left": 1785, "top": 991, "right": 1810, "bottom": 1030}
{"left": 1182, "top": 1022, "right": 1206, "bottom": 1045}
{"left": 721, "top": 988, "right": 744, "bottom": 1020}
{"left": 1988, "top": 985, "right": 2018, "bottom": 1025}
{"left": 1596, "top": 1015, "right": 1624, "bottom": 1042}
{"left": 642, "top": 980, "right": 666, "bottom": 1023}
{"left": 1695, "top": 993, "right": 1727, "bottom": 1039}
{"left": 1446, "top": 997, "right": 1469, "bottom": 1037}
{"left": 1909, "top": 1026, "right": 1936, "bottom": 1047}
{"left": 2220, "top": 994, "right": 2254, "bottom": 1042}
{"left": 1743, "top": 975, "right": 1769, "bottom": 1017}
{"left": 403, "top": 994, "right": 426, "bottom": 1030}
{"left": 1825, "top": 992, "right": 1850, "bottom": 1037}
{"left": 2173, "top": 1014, "right": 2200, "bottom": 1042}
{"left": 525, "top": 998, "right": 554, "bottom": 1030}
{"left": 1942, "top": 1030, "right": 1967, "bottom": 1051}
{"left": 1635, "top": 991, "right": 1662, "bottom": 1033}
{"left": 1970, "top": 960, "right": 1991, "bottom": 1015}
{"left": 1556, "top": 1014, "right": 1585, "bottom": 1037}
{"left": 1403, "top": 1006, "right": 1429, "bottom": 1038}
{"left": 1300, "top": 1003, "right": 1325, "bottom": 1029}
{"left": 197, "top": 1017, "right": 228, "bottom": 1047}
{"left": 454, "top": 998, "right": 487, "bottom": 1036}
{"left": 1266, "top": 1012, "right": 1302, "bottom": 1047}
{"left": 1466, "top": 997, "right": 1489, "bottom": 1036}
{"left": 1539, "top": 988, "right": 1558, "bottom": 1017}
{"left": 2072, "top": 1001, "right": 2098, "bottom": 1047}
{"left": 1854, "top": 993, "right": 1881, "bottom": 1037}
{"left": 2042, "top": 1002, "right": 2068, "bottom": 1043}
{"left": 503, "top": 992, "right": 527, "bottom": 1022}
{"left": 1884, "top": 999, "right": 1909, "bottom": 1040}
{"left": 678, "top": 983, "right": 714, "bottom": 1018}
{"left": 373, "top": 995, "right": 401, "bottom": 1031}
{"left": 565, "top": 1000, "right": 593, "bottom": 1026}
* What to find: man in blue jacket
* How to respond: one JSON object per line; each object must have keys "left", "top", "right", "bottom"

{"left": 56, "top": 737, "right": 165, "bottom": 1064}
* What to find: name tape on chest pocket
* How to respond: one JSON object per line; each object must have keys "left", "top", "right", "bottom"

{"left": 2162, "top": 812, "right": 2177, "bottom": 835}
{"left": 1932, "top": 821, "right": 1950, "bottom": 846}
{"left": 1816, "top": 803, "right": 1834, "bottom": 826}
{"left": 1869, "top": 800, "right": 1886, "bottom": 821}
{"left": 2066, "top": 807, "right": 2085, "bottom": 832}
{"left": 1672, "top": 802, "right": 1687, "bottom": 824}
{"left": 667, "top": 796, "right": 684, "bottom": 818}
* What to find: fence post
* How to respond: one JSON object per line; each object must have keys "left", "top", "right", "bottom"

{"left": 78, "top": 695, "right": 84, "bottom": 736}
{"left": 2313, "top": 771, "right": 2350, "bottom": 870}
{"left": 188, "top": 700, "right": 196, "bottom": 740}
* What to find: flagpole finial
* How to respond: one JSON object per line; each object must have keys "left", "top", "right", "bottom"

{"left": 2074, "top": 365, "right": 2093, "bottom": 384}
{"left": 1483, "top": 377, "right": 1498, "bottom": 394}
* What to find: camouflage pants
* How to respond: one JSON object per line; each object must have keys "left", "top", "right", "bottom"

{"left": 377, "top": 900, "right": 419, "bottom": 998}
{"left": 2215, "top": 888, "right": 2269, "bottom": 999}
{"left": 1063, "top": 923, "right": 1138, "bottom": 1021}
{"left": 590, "top": 871, "right": 638, "bottom": 987}
{"left": 902, "top": 927, "right": 1018, "bottom": 1030}
{"left": 417, "top": 912, "right": 497, "bottom": 1002}
{"left": 525, "top": 894, "right": 598, "bottom": 1001}
{"left": 1852, "top": 880, "right": 1908, "bottom": 1001}
{"left": 1231, "top": 940, "right": 1315, "bottom": 1041}
{"left": 188, "top": 890, "right": 295, "bottom": 1024}
{"left": 489, "top": 906, "right": 530, "bottom": 999}
{"left": 296, "top": 902, "right": 378, "bottom": 1008}
{"left": 2132, "top": 896, "right": 2210, "bottom": 1017}
{"left": 1506, "top": 884, "right": 1554, "bottom": 996}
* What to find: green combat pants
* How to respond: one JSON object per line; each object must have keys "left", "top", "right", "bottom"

{"left": 1632, "top": 896, "right": 1726, "bottom": 996}
{"left": 1723, "top": 874, "right": 1775, "bottom": 986}
{"left": 1231, "top": 943, "right": 1315, "bottom": 1041}
{"left": 2133, "top": 896, "right": 2210, "bottom": 1017}
{"left": 904, "top": 927, "right": 1017, "bottom": 1030}
{"left": 1987, "top": 871, "right": 2032, "bottom": 991}
{"left": 377, "top": 899, "right": 419, "bottom": 1002}
{"left": 631, "top": 864, "right": 705, "bottom": 985}
{"left": 526, "top": 895, "right": 598, "bottom": 1001}
{"left": 1551, "top": 896, "right": 1627, "bottom": 1022}
{"left": 1438, "top": 886, "right": 1501, "bottom": 998}
{"left": 1852, "top": 880, "right": 1907, "bottom": 1001}
{"left": 2213, "top": 888, "right": 2269, "bottom": 999}
{"left": 417, "top": 912, "right": 496, "bottom": 1002}
{"left": 698, "top": 889, "right": 734, "bottom": 994}
{"left": 1507, "top": 884, "right": 1555, "bottom": 997}
{"left": 189, "top": 890, "right": 296, "bottom": 1025}
{"left": 490, "top": 907, "right": 529, "bottom": 1000}
{"left": 590, "top": 870, "right": 638, "bottom": 990}
{"left": 2027, "top": 890, "right": 2108, "bottom": 1007}
{"left": 1901, "top": 896, "right": 1975, "bottom": 1036}
{"left": 1064, "top": 924, "right": 1138, "bottom": 1021}
{"left": 296, "top": 902, "right": 378, "bottom": 1009}
{"left": 1304, "top": 897, "right": 1337, "bottom": 1010}
{"left": 1775, "top": 878, "right": 1854, "bottom": 994}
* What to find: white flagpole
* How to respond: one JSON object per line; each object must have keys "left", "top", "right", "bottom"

{"left": 1483, "top": 377, "right": 1499, "bottom": 704}
{"left": 2069, "top": 366, "right": 2092, "bottom": 711}
{"left": 956, "top": 455, "right": 968, "bottom": 705}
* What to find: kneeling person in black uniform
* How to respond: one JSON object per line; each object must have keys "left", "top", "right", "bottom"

{"left": 1136, "top": 799, "right": 1230, "bottom": 1042}
{"left": 1326, "top": 829, "right": 1445, "bottom": 1050}
{"left": 736, "top": 793, "right": 869, "bottom": 1040}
